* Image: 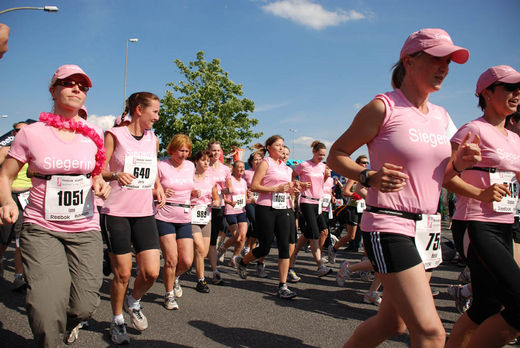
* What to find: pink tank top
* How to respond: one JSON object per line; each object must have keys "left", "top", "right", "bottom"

{"left": 243, "top": 169, "right": 254, "bottom": 188}
{"left": 225, "top": 175, "right": 248, "bottom": 215}
{"left": 155, "top": 159, "right": 195, "bottom": 223}
{"left": 191, "top": 170, "right": 216, "bottom": 207}
{"left": 9, "top": 121, "right": 102, "bottom": 233}
{"left": 208, "top": 162, "right": 231, "bottom": 207}
{"left": 256, "top": 157, "right": 293, "bottom": 208}
{"left": 295, "top": 160, "right": 325, "bottom": 204}
{"left": 360, "top": 89, "right": 453, "bottom": 237}
{"left": 452, "top": 117, "right": 520, "bottom": 223}
{"left": 101, "top": 126, "right": 157, "bottom": 217}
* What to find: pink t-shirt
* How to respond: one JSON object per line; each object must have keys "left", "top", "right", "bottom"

{"left": 9, "top": 121, "right": 102, "bottom": 233}
{"left": 322, "top": 176, "right": 334, "bottom": 213}
{"left": 243, "top": 169, "right": 254, "bottom": 188}
{"left": 360, "top": 89, "right": 453, "bottom": 237}
{"left": 295, "top": 160, "right": 326, "bottom": 204}
{"left": 225, "top": 175, "right": 248, "bottom": 215}
{"left": 155, "top": 159, "right": 195, "bottom": 224}
{"left": 256, "top": 157, "right": 293, "bottom": 208}
{"left": 452, "top": 117, "right": 520, "bottom": 223}
{"left": 101, "top": 127, "right": 157, "bottom": 217}
{"left": 191, "top": 171, "right": 216, "bottom": 207}
{"left": 208, "top": 162, "right": 231, "bottom": 207}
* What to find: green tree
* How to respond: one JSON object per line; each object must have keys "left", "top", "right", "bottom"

{"left": 155, "top": 51, "right": 262, "bottom": 156}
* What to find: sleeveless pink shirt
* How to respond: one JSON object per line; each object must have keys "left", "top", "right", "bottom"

{"left": 360, "top": 89, "right": 453, "bottom": 237}
{"left": 294, "top": 160, "right": 325, "bottom": 204}
{"left": 256, "top": 157, "right": 293, "bottom": 208}
{"left": 225, "top": 175, "right": 248, "bottom": 215}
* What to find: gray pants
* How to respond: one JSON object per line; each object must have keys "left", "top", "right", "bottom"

{"left": 20, "top": 223, "right": 102, "bottom": 348}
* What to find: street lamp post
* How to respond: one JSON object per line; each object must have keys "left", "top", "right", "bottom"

{"left": 124, "top": 38, "right": 139, "bottom": 105}
{"left": 0, "top": 6, "right": 58, "bottom": 15}
{"left": 289, "top": 128, "right": 296, "bottom": 160}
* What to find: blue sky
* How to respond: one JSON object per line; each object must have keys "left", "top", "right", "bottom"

{"left": 0, "top": 0, "right": 519, "bottom": 161}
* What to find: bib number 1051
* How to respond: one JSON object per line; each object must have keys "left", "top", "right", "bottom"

{"left": 57, "top": 190, "right": 84, "bottom": 206}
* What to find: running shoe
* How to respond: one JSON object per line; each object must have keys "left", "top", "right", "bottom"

{"left": 363, "top": 291, "right": 382, "bottom": 306}
{"left": 217, "top": 245, "right": 226, "bottom": 264}
{"left": 241, "top": 246, "right": 250, "bottom": 257}
{"left": 330, "top": 234, "right": 339, "bottom": 245}
{"left": 110, "top": 321, "right": 130, "bottom": 345}
{"left": 431, "top": 287, "right": 440, "bottom": 297}
{"left": 287, "top": 269, "right": 301, "bottom": 283}
{"left": 212, "top": 271, "right": 223, "bottom": 285}
{"left": 196, "top": 279, "right": 210, "bottom": 293}
{"left": 11, "top": 274, "right": 27, "bottom": 291}
{"left": 277, "top": 285, "right": 297, "bottom": 299}
{"left": 336, "top": 261, "right": 353, "bottom": 286}
{"left": 327, "top": 245, "right": 336, "bottom": 264}
{"left": 256, "top": 263, "right": 268, "bottom": 278}
{"left": 458, "top": 266, "right": 471, "bottom": 284}
{"left": 236, "top": 257, "right": 248, "bottom": 279}
{"left": 123, "top": 297, "right": 148, "bottom": 331}
{"left": 317, "top": 265, "right": 333, "bottom": 277}
{"left": 447, "top": 284, "right": 471, "bottom": 313}
{"left": 174, "top": 278, "right": 183, "bottom": 298}
{"left": 228, "top": 255, "right": 238, "bottom": 268}
{"left": 360, "top": 271, "right": 374, "bottom": 282}
{"left": 164, "top": 293, "right": 179, "bottom": 310}
{"left": 65, "top": 322, "right": 82, "bottom": 344}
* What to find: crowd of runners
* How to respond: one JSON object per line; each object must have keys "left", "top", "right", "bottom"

{"left": 0, "top": 24, "right": 520, "bottom": 348}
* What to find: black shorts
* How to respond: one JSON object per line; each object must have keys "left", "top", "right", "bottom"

{"left": 464, "top": 221, "right": 520, "bottom": 330}
{"left": 210, "top": 207, "right": 225, "bottom": 246}
{"left": 512, "top": 217, "right": 520, "bottom": 244}
{"left": 451, "top": 219, "right": 469, "bottom": 260}
{"left": 225, "top": 212, "right": 248, "bottom": 226}
{"left": 318, "top": 211, "right": 329, "bottom": 231}
{"left": 300, "top": 202, "right": 320, "bottom": 239}
{"left": 363, "top": 231, "right": 422, "bottom": 273}
{"left": 288, "top": 209, "right": 297, "bottom": 244}
{"left": 346, "top": 206, "right": 361, "bottom": 226}
{"left": 0, "top": 191, "right": 28, "bottom": 246}
{"left": 101, "top": 215, "right": 160, "bottom": 255}
{"left": 156, "top": 220, "right": 193, "bottom": 239}
{"left": 245, "top": 204, "right": 256, "bottom": 238}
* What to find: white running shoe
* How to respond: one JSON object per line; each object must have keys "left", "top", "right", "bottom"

{"left": 174, "top": 278, "right": 183, "bottom": 298}
{"left": 336, "top": 261, "right": 352, "bottom": 286}
{"left": 164, "top": 293, "right": 179, "bottom": 310}
{"left": 330, "top": 234, "right": 339, "bottom": 245}
{"left": 317, "top": 265, "right": 332, "bottom": 277}
{"left": 363, "top": 291, "right": 382, "bottom": 306}
{"left": 288, "top": 269, "right": 301, "bottom": 283}
{"left": 66, "top": 322, "right": 82, "bottom": 344}
{"left": 217, "top": 245, "right": 226, "bottom": 264}
{"left": 256, "top": 263, "right": 268, "bottom": 278}
{"left": 123, "top": 297, "right": 148, "bottom": 331}
{"left": 327, "top": 245, "right": 336, "bottom": 264}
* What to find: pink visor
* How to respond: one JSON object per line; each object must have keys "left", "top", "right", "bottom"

{"left": 476, "top": 65, "right": 520, "bottom": 95}
{"left": 51, "top": 64, "right": 92, "bottom": 87}
{"left": 400, "top": 28, "right": 469, "bottom": 64}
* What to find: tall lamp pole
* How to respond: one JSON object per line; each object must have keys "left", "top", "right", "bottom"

{"left": 0, "top": 6, "right": 58, "bottom": 15}
{"left": 289, "top": 128, "right": 297, "bottom": 160}
{"left": 124, "top": 38, "right": 139, "bottom": 105}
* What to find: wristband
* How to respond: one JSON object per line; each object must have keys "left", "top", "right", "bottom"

{"left": 452, "top": 161, "right": 464, "bottom": 174}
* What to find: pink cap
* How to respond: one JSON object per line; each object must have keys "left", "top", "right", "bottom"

{"left": 400, "top": 28, "right": 469, "bottom": 64}
{"left": 476, "top": 65, "right": 520, "bottom": 95}
{"left": 114, "top": 114, "right": 132, "bottom": 126}
{"left": 79, "top": 105, "right": 88, "bottom": 119}
{"left": 51, "top": 64, "right": 92, "bottom": 87}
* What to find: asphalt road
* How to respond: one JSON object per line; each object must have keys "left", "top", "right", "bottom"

{"left": 0, "top": 227, "right": 516, "bottom": 348}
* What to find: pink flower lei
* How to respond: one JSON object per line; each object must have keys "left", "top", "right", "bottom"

{"left": 39, "top": 112, "right": 106, "bottom": 176}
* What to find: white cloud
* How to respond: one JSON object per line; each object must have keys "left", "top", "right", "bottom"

{"left": 294, "top": 135, "right": 332, "bottom": 148}
{"left": 255, "top": 101, "right": 290, "bottom": 113}
{"left": 353, "top": 103, "right": 362, "bottom": 110}
{"left": 262, "top": 0, "right": 365, "bottom": 30}
{"left": 87, "top": 114, "right": 116, "bottom": 131}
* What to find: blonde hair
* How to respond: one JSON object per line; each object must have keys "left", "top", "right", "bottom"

{"left": 167, "top": 134, "right": 192, "bottom": 156}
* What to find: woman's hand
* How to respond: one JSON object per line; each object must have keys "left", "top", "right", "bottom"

{"left": 164, "top": 188, "right": 174, "bottom": 198}
{"left": 117, "top": 172, "right": 136, "bottom": 186}
{"left": 191, "top": 189, "right": 201, "bottom": 198}
{"left": 476, "top": 183, "right": 511, "bottom": 203}
{"left": 368, "top": 163, "right": 409, "bottom": 193}
{"left": 156, "top": 185, "right": 166, "bottom": 209}
{"left": 92, "top": 176, "right": 111, "bottom": 199}
{"left": 0, "top": 200, "right": 18, "bottom": 225}
{"left": 453, "top": 132, "right": 481, "bottom": 171}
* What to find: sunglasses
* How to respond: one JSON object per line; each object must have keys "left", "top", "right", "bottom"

{"left": 494, "top": 83, "right": 520, "bottom": 92}
{"left": 360, "top": 161, "right": 369, "bottom": 165}
{"left": 54, "top": 79, "right": 90, "bottom": 93}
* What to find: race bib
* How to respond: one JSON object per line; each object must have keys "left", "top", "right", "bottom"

{"left": 356, "top": 199, "right": 366, "bottom": 213}
{"left": 45, "top": 175, "right": 93, "bottom": 221}
{"left": 490, "top": 170, "right": 519, "bottom": 213}
{"left": 233, "top": 194, "right": 246, "bottom": 210}
{"left": 17, "top": 191, "right": 30, "bottom": 210}
{"left": 123, "top": 155, "right": 157, "bottom": 190}
{"left": 321, "top": 194, "right": 331, "bottom": 208}
{"left": 272, "top": 192, "right": 287, "bottom": 209}
{"left": 415, "top": 214, "right": 442, "bottom": 270}
{"left": 252, "top": 192, "right": 259, "bottom": 200}
{"left": 191, "top": 205, "right": 211, "bottom": 224}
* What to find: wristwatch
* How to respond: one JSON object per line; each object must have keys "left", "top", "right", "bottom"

{"left": 358, "top": 169, "right": 371, "bottom": 187}
{"left": 112, "top": 171, "right": 118, "bottom": 181}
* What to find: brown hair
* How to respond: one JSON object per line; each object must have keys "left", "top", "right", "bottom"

{"left": 265, "top": 135, "right": 283, "bottom": 148}
{"left": 167, "top": 134, "right": 192, "bottom": 156}
{"left": 477, "top": 85, "right": 497, "bottom": 111}
{"left": 355, "top": 155, "right": 368, "bottom": 164}
{"left": 123, "top": 92, "right": 159, "bottom": 117}
{"left": 207, "top": 141, "right": 222, "bottom": 150}
{"left": 192, "top": 149, "right": 212, "bottom": 162}
{"left": 391, "top": 52, "right": 422, "bottom": 89}
{"left": 247, "top": 147, "right": 265, "bottom": 167}
{"left": 311, "top": 140, "right": 326, "bottom": 152}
